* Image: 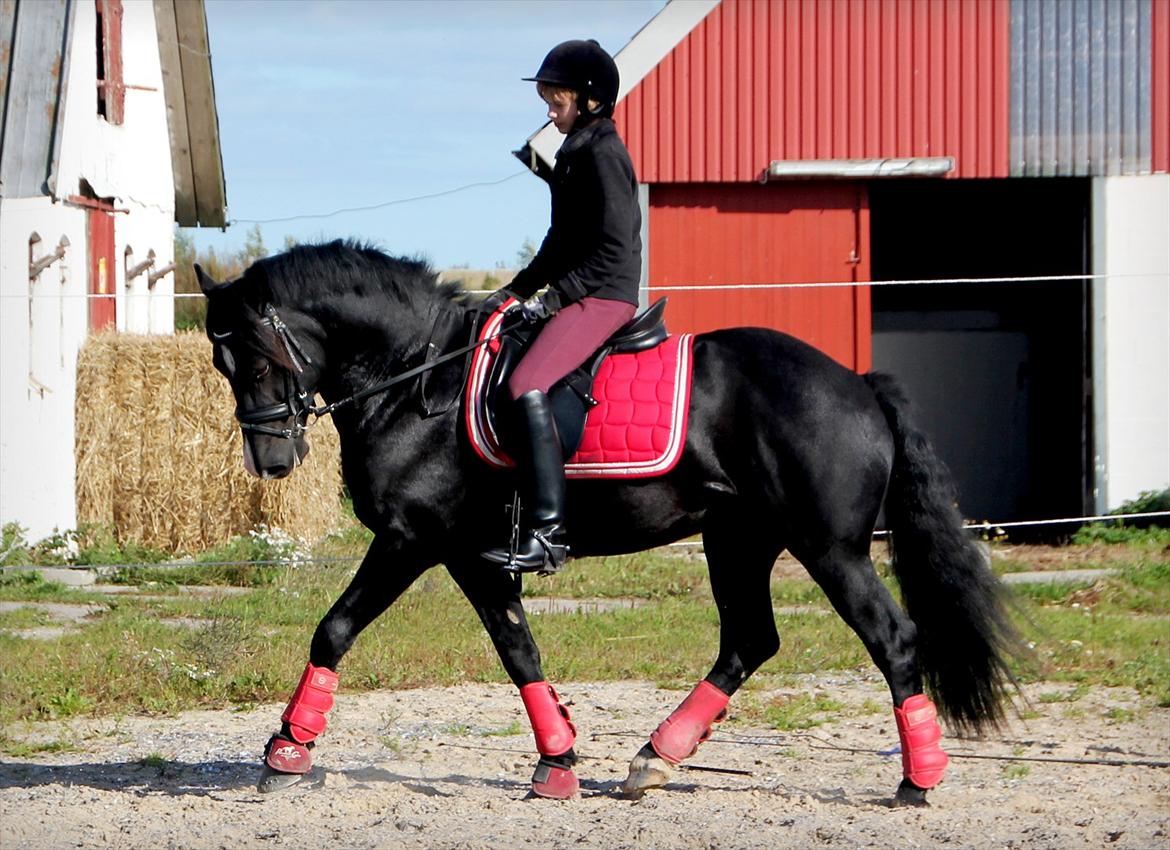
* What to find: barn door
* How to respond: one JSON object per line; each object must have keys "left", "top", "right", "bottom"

{"left": 648, "top": 182, "right": 871, "bottom": 372}
{"left": 88, "top": 206, "right": 117, "bottom": 331}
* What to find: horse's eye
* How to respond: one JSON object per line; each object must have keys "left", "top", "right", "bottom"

{"left": 253, "top": 362, "right": 271, "bottom": 381}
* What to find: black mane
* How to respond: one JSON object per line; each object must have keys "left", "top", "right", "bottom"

{"left": 252, "top": 239, "right": 464, "bottom": 313}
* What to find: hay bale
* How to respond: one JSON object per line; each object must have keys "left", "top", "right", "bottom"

{"left": 76, "top": 331, "right": 343, "bottom": 554}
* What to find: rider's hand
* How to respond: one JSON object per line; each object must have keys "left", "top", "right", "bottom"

{"left": 520, "top": 294, "right": 555, "bottom": 324}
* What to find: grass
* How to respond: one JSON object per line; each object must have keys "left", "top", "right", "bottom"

{"left": 0, "top": 527, "right": 1165, "bottom": 750}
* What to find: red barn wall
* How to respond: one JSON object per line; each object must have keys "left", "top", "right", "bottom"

{"left": 649, "top": 182, "right": 871, "bottom": 372}
{"left": 615, "top": 0, "right": 1011, "bottom": 182}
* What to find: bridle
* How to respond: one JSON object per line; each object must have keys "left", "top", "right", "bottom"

{"left": 225, "top": 303, "right": 507, "bottom": 442}
{"left": 229, "top": 305, "right": 318, "bottom": 441}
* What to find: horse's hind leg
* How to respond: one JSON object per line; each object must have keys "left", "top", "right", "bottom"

{"left": 259, "top": 537, "right": 431, "bottom": 793}
{"left": 447, "top": 560, "right": 580, "bottom": 800}
{"left": 794, "top": 539, "right": 945, "bottom": 806}
{"left": 624, "top": 518, "right": 782, "bottom": 797}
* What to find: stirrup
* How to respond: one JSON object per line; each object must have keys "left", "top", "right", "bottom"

{"left": 484, "top": 525, "right": 569, "bottom": 575}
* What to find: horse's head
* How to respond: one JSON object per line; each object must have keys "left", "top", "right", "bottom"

{"left": 198, "top": 263, "right": 320, "bottom": 479}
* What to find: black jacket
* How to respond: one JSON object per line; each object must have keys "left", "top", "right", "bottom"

{"left": 509, "top": 119, "right": 642, "bottom": 308}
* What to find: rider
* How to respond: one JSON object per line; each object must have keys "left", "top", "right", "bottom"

{"left": 481, "top": 39, "right": 642, "bottom": 572}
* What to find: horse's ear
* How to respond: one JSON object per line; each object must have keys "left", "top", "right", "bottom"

{"left": 195, "top": 263, "right": 226, "bottom": 296}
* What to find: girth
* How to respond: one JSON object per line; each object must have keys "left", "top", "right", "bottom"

{"left": 485, "top": 299, "right": 668, "bottom": 459}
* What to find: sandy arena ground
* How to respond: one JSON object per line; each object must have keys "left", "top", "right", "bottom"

{"left": 1, "top": 674, "right": 1167, "bottom": 850}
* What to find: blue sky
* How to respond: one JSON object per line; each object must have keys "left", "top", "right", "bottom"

{"left": 186, "top": 0, "right": 666, "bottom": 270}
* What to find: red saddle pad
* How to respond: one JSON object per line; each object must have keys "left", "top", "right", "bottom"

{"left": 465, "top": 306, "right": 695, "bottom": 479}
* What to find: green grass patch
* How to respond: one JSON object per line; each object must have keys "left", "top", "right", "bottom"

{"left": 0, "top": 531, "right": 1165, "bottom": 733}
{"left": 758, "top": 693, "right": 846, "bottom": 730}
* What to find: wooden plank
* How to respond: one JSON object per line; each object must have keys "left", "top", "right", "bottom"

{"left": 171, "top": 0, "right": 225, "bottom": 227}
{"left": 152, "top": 0, "right": 197, "bottom": 225}
{"left": 1, "top": 0, "right": 69, "bottom": 197}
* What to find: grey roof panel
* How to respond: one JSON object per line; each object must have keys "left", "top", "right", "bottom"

{"left": 0, "top": 0, "right": 71, "bottom": 198}
{"left": 1010, "top": 0, "right": 1152, "bottom": 177}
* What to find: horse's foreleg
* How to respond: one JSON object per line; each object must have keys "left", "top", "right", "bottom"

{"left": 448, "top": 561, "right": 579, "bottom": 799}
{"left": 797, "top": 542, "right": 945, "bottom": 806}
{"left": 624, "top": 522, "right": 781, "bottom": 797}
{"left": 259, "top": 538, "right": 431, "bottom": 793}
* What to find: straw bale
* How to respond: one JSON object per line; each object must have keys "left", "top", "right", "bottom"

{"left": 75, "top": 331, "right": 344, "bottom": 553}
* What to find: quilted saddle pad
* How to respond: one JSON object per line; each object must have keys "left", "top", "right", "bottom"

{"left": 464, "top": 307, "right": 695, "bottom": 479}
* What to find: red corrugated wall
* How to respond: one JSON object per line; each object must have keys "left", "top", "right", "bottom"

{"left": 650, "top": 182, "right": 871, "bottom": 372}
{"left": 615, "top": 0, "right": 1011, "bottom": 181}
{"left": 1155, "top": 0, "right": 1170, "bottom": 173}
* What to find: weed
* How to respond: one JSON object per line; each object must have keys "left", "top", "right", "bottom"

{"left": 761, "top": 693, "right": 845, "bottom": 731}
{"left": 41, "top": 688, "right": 93, "bottom": 719}
{"left": 1037, "top": 683, "right": 1090, "bottom": 703}
{"left": 1104, "top": 707, "right": 1135, "bottom": 723}
{"left": 140, "top": 753, "right": 169, "bottom": 769}
{"left": 1001, "top": 764, "right": 1030, "bottom": 780}
{"left": 378, "top": 735, "right": 404, "bottom": 755}
{"left": 0, "top": 736, "right": 80, "bottom": 757}
{"left": 481, "top": 721, "right": 524, "bottom": 737}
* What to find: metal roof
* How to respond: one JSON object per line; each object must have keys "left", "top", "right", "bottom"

{"left": 0, "top": 0, "right": 72, "bottom": 198}
{"left": 539, "top": 0, "right": 1170, "bottom": 183}
{"left": 0, "top": 0, "right": 226, "bottom": 225}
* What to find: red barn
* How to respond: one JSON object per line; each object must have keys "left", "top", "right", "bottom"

{"left": 516, "top": 0, "right": 1170, "bottom": 528}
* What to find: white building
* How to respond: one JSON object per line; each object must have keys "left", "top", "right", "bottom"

{"left": 1, "top": 0, "right": 225, "bottom": 541}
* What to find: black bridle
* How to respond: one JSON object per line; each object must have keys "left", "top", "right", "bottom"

{"left": 229, "top": 303, "right": 504, "bottom": 442}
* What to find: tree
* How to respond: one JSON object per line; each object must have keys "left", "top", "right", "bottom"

{"left": 241, "top": 223, "right": 268, "bottom": 267}
{"left": 516, "top": 238, "right": 537, "bottom": 267}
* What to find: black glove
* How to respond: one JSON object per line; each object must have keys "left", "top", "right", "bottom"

{"left": 519, "top": 292, "right": 559, "bottom": 324}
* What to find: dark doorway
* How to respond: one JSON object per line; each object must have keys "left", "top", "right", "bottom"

{"left": 869, "top": 179, "right": 1090, "bottom": 531}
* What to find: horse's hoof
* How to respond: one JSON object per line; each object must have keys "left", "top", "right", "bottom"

{"left": 257, "top": 765, "right": 308, "bottom": 794}
{"left": 531, "top": 757, "right": 579, "bottom": 799}
{"left": 620, "top": 743, "right": 674, "bottom": 798}
{"left": 891, "top": 778, "right": 931, "bottom": 807}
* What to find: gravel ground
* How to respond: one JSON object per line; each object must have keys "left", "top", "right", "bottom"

{"left": 2, "top": 675, "right": 1167, "bottom": 850}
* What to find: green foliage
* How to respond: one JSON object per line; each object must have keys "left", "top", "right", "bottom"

{"left": 0, "top": 523, "right": 169, "bottom": 568}
{"left": 1073, "top": 488, "right": 1170, "bottom": 544}
{"left": 172, "top": 224, "right": 281, "bottom": 331}
{"left": 516, "top": 238, "right": 538, "bottom": 267}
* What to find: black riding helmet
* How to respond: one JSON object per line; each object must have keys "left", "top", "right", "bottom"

{"left": 524, "top": 39, "right": 620, "bottom": 120}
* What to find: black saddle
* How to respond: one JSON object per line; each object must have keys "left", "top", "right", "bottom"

{"left": 485, "top": 299, "right": 669, "bottom": 459}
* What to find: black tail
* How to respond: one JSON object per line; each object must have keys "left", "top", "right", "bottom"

{"left": 865, "top": 372, "right": 1021, "bottom": 734}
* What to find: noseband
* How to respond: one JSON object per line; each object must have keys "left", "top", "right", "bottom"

{"left": 225, "top": 303, "right": 506, "bottom": 442}
{"left": 232, "top": 305, "right": 316, "bottom": 441}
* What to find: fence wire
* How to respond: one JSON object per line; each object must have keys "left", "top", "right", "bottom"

{"left": 2, "top": 510, "right": 1164, "bottom": 573}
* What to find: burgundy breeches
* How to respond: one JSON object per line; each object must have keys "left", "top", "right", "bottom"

{"left": 507, "top": 296, "right": 637, "bottom": 400}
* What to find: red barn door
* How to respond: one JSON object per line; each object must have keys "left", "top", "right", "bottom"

{"left": 88, "top": 206, "right": 117, "bottom": 331}
{"left": 649, "top": 182, "right": 871, "bottom": 372}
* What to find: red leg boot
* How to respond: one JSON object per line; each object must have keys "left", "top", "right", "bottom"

{"left": 519, "top": 681, "right": 579, "bottom": 799}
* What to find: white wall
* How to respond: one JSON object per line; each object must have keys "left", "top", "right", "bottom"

{"left": 0, "top": 0, "right": 178, "bottom": 543}
{"left": 1092, "top": 174, "right": 1170, "bottom": 511}
{"left": 0, "top": 199, "right": 89, "bottom": 541}
{"left": 53, "top": 0, "right": 177, "bottom": 335}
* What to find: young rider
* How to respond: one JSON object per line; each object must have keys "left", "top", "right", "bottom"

{"left": 481, "top": 39, "right": 642, "bottom": 572}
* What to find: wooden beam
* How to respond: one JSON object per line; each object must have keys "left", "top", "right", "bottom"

{"left": 153, "top": 0, "right": 198, "bottom": 225}
{"left": 171, "top": 0, "right": 226, "bottom": 227}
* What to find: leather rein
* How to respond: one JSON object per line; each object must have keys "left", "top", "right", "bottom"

{"left": 232, "top": 304, "right": 499, "bottom": 441}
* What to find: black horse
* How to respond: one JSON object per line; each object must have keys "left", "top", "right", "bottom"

{"left": 197, "top": 240, "right": 1019, "bottom": 804}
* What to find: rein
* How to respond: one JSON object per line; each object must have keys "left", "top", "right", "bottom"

{"left": 233, "top": 304, "right": 505, "bottom": 441}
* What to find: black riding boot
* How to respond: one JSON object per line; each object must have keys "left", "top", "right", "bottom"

{"left": 481, "top": 390, "right": 569, "bottom": 573}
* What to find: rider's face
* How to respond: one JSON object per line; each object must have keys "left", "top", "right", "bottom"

{"left": 544, "top": 95, "right": 579, "bottom": 134}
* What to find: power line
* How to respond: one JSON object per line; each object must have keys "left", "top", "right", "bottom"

{"left": 7, "top": 270, "right": 1165, "bottom": 300}
{"left": 227, "top": 171, "right": 529, "bottom": 226}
